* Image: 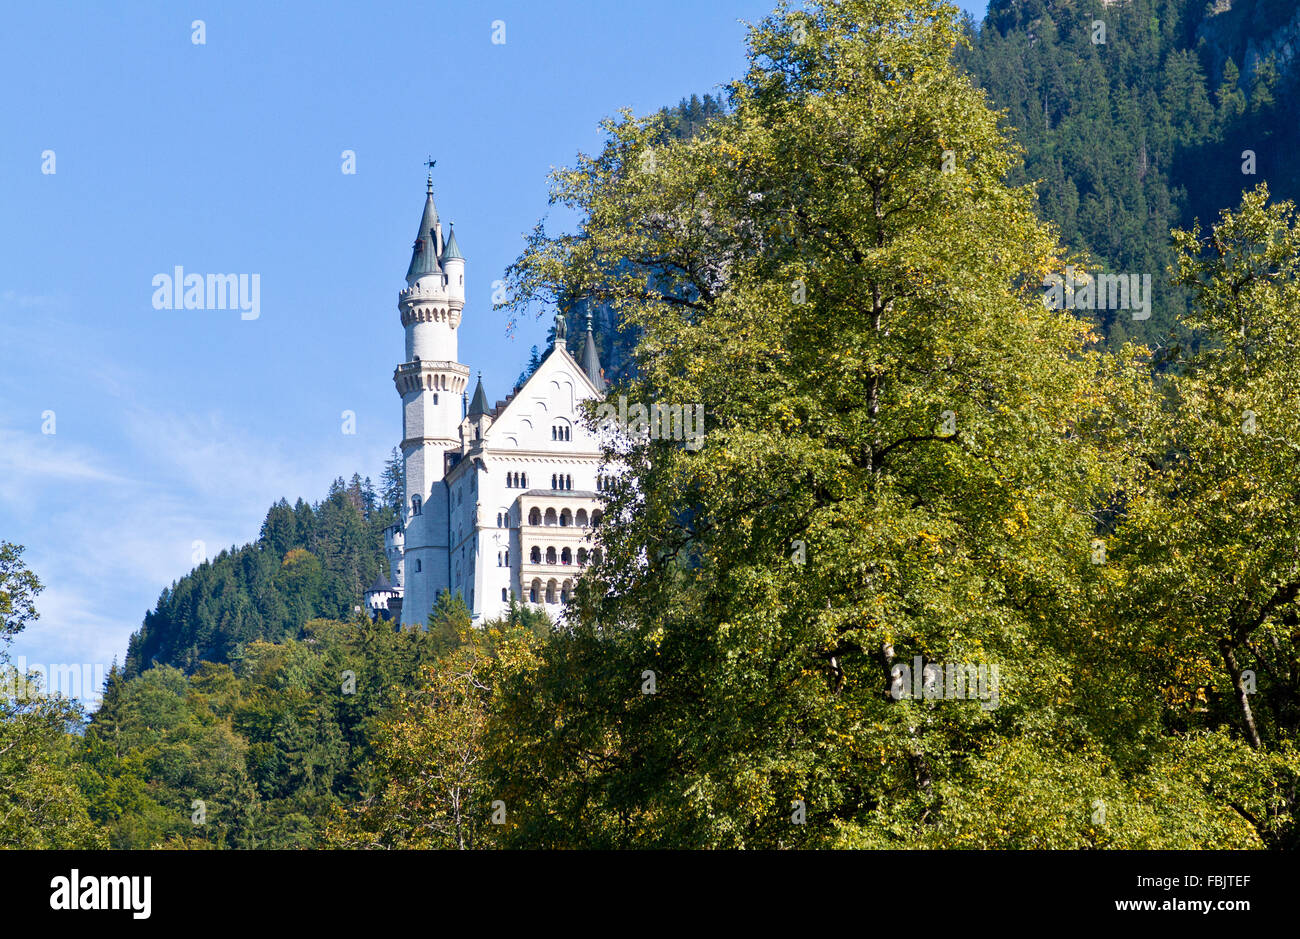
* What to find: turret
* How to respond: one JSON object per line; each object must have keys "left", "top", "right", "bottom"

{"left": 463, "top": 371, "right": 492, "bottom": 449}
{"left": 383, "top": 524, "right": 405, "bottom": 589}
{"left": 440, "top": 222, "right": 465, "bottom": 305}
{"left": 581, "top": 310, "right": 604, "bottom": 390}
{"left": 394, "top": 166, "right": 468, "bottom": 628}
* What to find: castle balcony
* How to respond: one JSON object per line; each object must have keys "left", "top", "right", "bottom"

{"left": 394, "top": 359, "right": 470, "bottom": 395}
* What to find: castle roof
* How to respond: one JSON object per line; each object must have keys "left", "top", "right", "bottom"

{"left": 406, "top": 186, "right": 442, "bottom": 280}
{"left": 365, "top": 574, "right": 395, "bottom": 595}
{"left": 468, "top": 373, "right": 490, "bottom": 417}
{"left": 580, "top": 311, "right": 603, "bottom": 389}
{"left": 441, "top": 223, "right": 463, "bottom": 261}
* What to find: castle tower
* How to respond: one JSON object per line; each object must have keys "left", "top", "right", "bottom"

{"left": 394, "top": 167, "right": 470, "bottom": 626}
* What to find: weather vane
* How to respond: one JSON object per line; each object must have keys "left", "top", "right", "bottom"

{"left": 425, "top": 156, "right": 437, "bottom": 171}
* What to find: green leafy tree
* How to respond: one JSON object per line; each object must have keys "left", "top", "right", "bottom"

{"left": 490, "top": 0, "right": 1201, "bottom": 848}
{"left": 1114, "top": 183, "right": 1300, "bottom": 848}
{"left": 0, "top": 543, "right": 104, "bottom": 848}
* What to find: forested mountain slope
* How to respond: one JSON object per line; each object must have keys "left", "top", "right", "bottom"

{"left": 959, "top": 0, "right": 1300, "bottom": 346}
{"left": 124, "top": 474, "right": 397, "bottom": 677}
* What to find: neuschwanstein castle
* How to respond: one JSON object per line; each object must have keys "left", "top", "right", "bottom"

{"left": 364, "top": 172, "right": 609, "bottom": 627}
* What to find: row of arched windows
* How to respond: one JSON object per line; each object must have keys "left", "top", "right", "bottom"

{"left": 497, "top": 550, "right": 510, "bottom": 567}
{"left": 552, "top": 424, "right": 571, "bottom": 441}
{"left": 528, "top": 578, "right": 573, "bottom": 604}
{"left": 552, "top": 474, "right": 573, "bottom": 490}
{"left": 596, "top": 474, "right": 613, "bottom": 492}
{"left": 527, "top": 507, "right": 603, "bottom": 527}
{"left": 506, "top": 472, "right": 529, "bottom": 488}
{"left": 527, "top": 545, "right": 602, "bottom": 566}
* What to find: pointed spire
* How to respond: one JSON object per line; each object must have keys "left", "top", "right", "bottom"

{"left": 441, "top": 222, "right": 463, "bottom": 261}
{"left": 468, "top": 371, "right": 490, "bottom": 417}
{"left": 406, "top": 174, "right": 442, "bottom": 281}
{"left": 581, "top": 310, "right": 604, "bottom": 389}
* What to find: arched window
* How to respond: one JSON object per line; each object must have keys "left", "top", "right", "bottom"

{"left": 411, "top": 495, "right": 422, "bottom": 516}
{"left": 592, "top": 510, "right": 603, "bottom": 527}
{"left": 530, "top": 546, "right": 541, "bottom": 564}
{"left": 551, "top": 473, "right": 558, "bottom": 489}
{"left": 561, "top": 580, "right": 572, "bottom": 603}
{"left": 504, "top": 550, "right": 509, "bottom": 566}
{"left": 592, "top": 549, "right": 602, "bottom": 566}
{"left": 434, "top": 393, "right": 439, "bottom": 404}
{"left": 529, "top": 507, "right": 541, "bottom": 526}
{"left": 415, "top": 559, "right": 423, "bottom": 573}
{"left": 577, "top": 509, "right": 588, "bottom": 527}
{"left": 560, "top": 509, "right": 572, "bottom": 527}
{"left": 546, "top": 546, "right": 557, "bottom": 565}
{"left": 544, "top": 508, "right": 557, "bottom": 526}
{"left": 561, "top": 547, "right": 572, "bottom": 565}
{"left": 529, "top": 579, "right": 540, "bottom": 603}
{"left": 546, "top": 579, "right": 558, "bottom": 603}
{"left": 501, "top": 587, "right": 508, "bottom": 602}
{"left": 578, "top": 547, "right": 588, "bottom": 565}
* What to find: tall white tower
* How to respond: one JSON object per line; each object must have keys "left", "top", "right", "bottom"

{"left": 394, "top": 166, "right": 469, "bottom": 626}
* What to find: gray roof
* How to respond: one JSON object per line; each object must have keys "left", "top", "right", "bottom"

{"left": 468, "top": 374, "right": 490, "bottom": 417}
{"left": 441, "top": 223, "right": 463, "bottom": 261}
{"left": 365, "top": 574, "right": 395, "bottom": 594}
{"left": 581, "top": 319, "right": 603, "bottom": 388}
{"left": 406, "top": 190, "right": 442, "bottom": 280}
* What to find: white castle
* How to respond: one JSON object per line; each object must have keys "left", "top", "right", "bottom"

{"left": 365, "top": 171, "right": 609, "bottom": 627}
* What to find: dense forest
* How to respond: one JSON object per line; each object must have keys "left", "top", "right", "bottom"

{"left": 959, "top": 0, "right": 1300, "bottom": 347}
{"left": 6, "top": 0, "right": 1300, "bottom": 849}
{"left": 124, "top": 471, "right": 402, "bottom": 677}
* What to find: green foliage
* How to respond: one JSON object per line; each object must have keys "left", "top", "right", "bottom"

{"left": 77, "top": 608, "right": 453, "bottom": 848}
{"left": 960, "top": 0, "right": 1300, "bottom": 348}
{"left": 1111, "top": 184, "right": 1300, "bottom": 847}
{"left": 485, "top": 0, "right": 1275, "bottom": 849}
{"left": 0, "top": 545, "right": 103, "bottom": 848}
{"left": 125, "top": 475, "right": 397, "bottom": 676}
{"left": 326, "top": 605, "right": 548, "bottom": 850}
{"left": 0, "top": 541, "right": 41, "bottom": 643}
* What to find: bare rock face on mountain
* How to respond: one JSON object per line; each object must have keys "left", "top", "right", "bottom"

{"left": 1196, "top": 0, "right": 1300, "bottom": 87}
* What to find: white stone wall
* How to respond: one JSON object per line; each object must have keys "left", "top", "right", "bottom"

{"left": 390, "top": 190, "right": 608, "bottom": 626}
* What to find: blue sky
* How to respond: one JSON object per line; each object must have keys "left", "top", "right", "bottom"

{"left": 0, "top": 0, "right": 989, "bottom": 681}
